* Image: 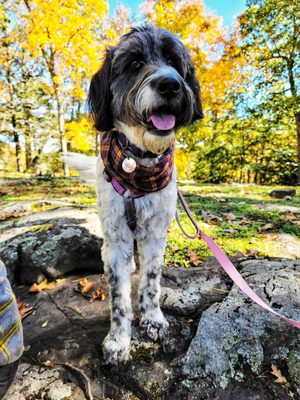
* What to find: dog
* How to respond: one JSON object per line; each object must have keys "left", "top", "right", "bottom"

{"left": 66, "top": 24, "right": 203, "bottom": 364}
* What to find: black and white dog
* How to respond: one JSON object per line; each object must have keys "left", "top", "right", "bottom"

{"left": 65, "top": 24, "right": 203, "bottom": 364}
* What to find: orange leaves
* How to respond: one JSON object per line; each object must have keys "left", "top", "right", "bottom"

{"left": 89, "top": 288, "right": 105, "bottom": 303}
{"left": 78, "top": 277, "right": 105, "bottom": 303}
{"left": 79, "top": 277, "right": 94, "bottom": 294}
{"left": 17, "top": 300, "right": 34, "bottom": 320}
{"left": 29, "top": 278, "right": 65, "bottom": 293}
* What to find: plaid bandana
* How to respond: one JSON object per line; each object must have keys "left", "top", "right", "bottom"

{"left": 100, "top": 131, "right": 174, "bottom": 195}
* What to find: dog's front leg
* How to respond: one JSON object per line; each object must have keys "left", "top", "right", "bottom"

{"left": 137, "top": 235, "right": 169, "bottom": 341}
{"left": 101, "top": 239, "right": 133, "bottom": 364}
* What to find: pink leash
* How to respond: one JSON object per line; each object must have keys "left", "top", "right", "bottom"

{"left": 176, "top": 188, "right": 300, "bottom": 329}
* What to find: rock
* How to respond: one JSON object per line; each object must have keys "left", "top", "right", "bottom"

{"left": 175, "top": 259, "right": 300, "bottom": 400}
{"left": 270, "top": 189, "right": 296, "bottom": 199}
{"left": 0, "top": 207, "right": 104, "bottom": 284}
{"left": 0, "top": 225, "right": 103, "bottom": 284}
{"left": 3, "top": 363, "right": 86, "bottom": 400}
{"left": 5, "top": 258, "right": 300, "bottom": 400}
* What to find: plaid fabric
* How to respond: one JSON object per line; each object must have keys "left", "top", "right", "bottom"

{"left": 101, "top": 131, "right": 174, "bottom": 194}
{"left": 0, "top": 261, "right": 24, "bottom": 366}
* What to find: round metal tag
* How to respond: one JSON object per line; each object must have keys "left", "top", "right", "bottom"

{"left": 122, "top": 157, "right": 137, "bottom": 173}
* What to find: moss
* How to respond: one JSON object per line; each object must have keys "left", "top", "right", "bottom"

{"left": 147, "top": 382, "right": 162, "bottom": 400}
{"left": 130, "top": 344, "right": 156, "bottom": 363}
{"left": 287, "top": 352, "right": 300, "bottom": 384}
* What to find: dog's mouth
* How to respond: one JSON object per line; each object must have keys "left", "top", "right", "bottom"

{"left": 146, "top": 106, "right": 177, "bottom": 136}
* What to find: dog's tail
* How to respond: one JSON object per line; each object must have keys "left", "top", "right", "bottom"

{"left": 61, "top": 152, "right": 97, "bottom": 184}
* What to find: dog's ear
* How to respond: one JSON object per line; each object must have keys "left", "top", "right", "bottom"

{"left": 88, "top": 47, "right": 115, "bottom": 132}
{"left": 186, "top": 64, "right": 204, "bottom": 122}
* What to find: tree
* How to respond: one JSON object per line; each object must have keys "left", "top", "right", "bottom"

{"left": 239, "top": 0, "right": 300, "bottom": 183}
{"left": 22, "top": 0, "right": 108, "bottom": 176}
{"left": 0, "top": 1, "right": 56, "bottom": 173}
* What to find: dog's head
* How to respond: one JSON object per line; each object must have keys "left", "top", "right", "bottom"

{"left": 89, "top": 24, "right": 203, "bottom": 154}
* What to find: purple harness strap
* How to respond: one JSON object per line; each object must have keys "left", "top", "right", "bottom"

{"left": 103, "top": 169, "right": 143, "bottom": 231}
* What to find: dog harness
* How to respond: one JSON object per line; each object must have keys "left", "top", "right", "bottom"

{"left": 101, "top": 130, "right": 174, "bottom": 229}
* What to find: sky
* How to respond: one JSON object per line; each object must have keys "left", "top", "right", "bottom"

{"left": 109, "top": 0, "right": 247, "bottom": 27}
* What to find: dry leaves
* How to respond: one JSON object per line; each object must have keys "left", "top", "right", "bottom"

{"left": 201, "top": 210, "right": 222, "bottom": 224}
{"left": 271, "top": 363, "right": 288, "bottom": 385}
{"left": 89, "top": 288, "right": 105, "bottom": 302}
{"left": 188, "top": 250, "right": 203, "bottom": 266}
{"left": 29, "top": 278, "right": 65, "bottom": 293}
{"left": 258, "top": 223, "right": 274, "bottom": 232}
{"left": 246, "top": 248, "right": 261, "bottom": 257}
{"left": 223, "top": 212, "right": 236, "bottom": 221}
{"left": 42, "top": 360, "right": 54, "bottom": 368}
{"left": 17, "top": 300, "right": 34, "bottom": 320}
{"left": 79, "top": 278, "right": 94, "bottom": 294}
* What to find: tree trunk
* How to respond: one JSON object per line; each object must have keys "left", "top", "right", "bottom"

{"left": 24, "top": 133, "right": 32, "bottom": 171}
{"left": 296, "top": 112, "right": 300, "bottom": 185}
{"left": 56, "top": 97, "right": 69, "bottom": 177}
{"left": 14, "top": 132, "right": 23, "bottom": 173}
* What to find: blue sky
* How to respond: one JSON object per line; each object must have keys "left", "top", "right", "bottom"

{"left": 109, "top": 0, "right": 246, "bottom": 27}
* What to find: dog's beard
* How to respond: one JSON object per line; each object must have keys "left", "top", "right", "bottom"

{"left": 142, "top": 129, "right": 175, "bottom": 154}
{"left": 114, "top": 121, "right": 175, "bottom": 154}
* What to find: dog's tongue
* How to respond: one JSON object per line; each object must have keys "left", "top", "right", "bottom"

{"left": 148, "top": 112, "right": 176, "bottom": 130}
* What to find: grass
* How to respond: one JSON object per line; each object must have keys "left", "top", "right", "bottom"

{"left": 1, "top": 177, "right": 299, "bottom": 266}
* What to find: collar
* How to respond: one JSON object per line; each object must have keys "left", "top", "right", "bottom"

{"left": 116, "top": 131, "right": 162, "bottom": 159}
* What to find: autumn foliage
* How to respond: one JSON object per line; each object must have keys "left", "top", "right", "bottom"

{"left": 0, "top": 0, "right": 299, "bottom": 184}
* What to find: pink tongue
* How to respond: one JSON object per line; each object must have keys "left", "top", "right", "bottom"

{"left": 148, "top": 113, "right": 176, "bottom": 130}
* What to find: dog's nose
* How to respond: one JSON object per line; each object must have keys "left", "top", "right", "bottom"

{"left": 152, "top": 75, "right": 181, "bottom": 98}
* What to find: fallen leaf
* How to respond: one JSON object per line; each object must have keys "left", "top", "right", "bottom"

{"left": 29, "top": 278, "right": 65, "bottom": 293}
{"left": 42, "top": 320, "right": 48, "bottom": 328}
{"left": 28, "top": 223, "right": 54, "bottom": 233}
{"left": 42, "top": 360, "right": 54, "bottom": 367}
{"left": 223, "top": 228, "right": 238, "bottom": 234}
{"left": 188, "top": 250, "right": 203, "bottom": 266}
{"left": 271, "top": 363, "right": 287, "bottom": 384}
{"left": 258, "top": 223, "right": 273, "bottom": 232}
{"left": 223, "top": 212, "right": 236, "bottom": 221}
{"left": 246, "top": 248, "right": 261, "bottom": 257}
{"left": 80, "top": 278, "right": 94, "bottom": 294}
{"left": 201, "top": 210, "right": 222, "bottom": 224}
{"left": 89, "top": 287, "right": 105, "bottom": 302}
{"left": 284, "top": 212, "right": 297, "bottom": 221}
{"left": 236, "top": 217, "right": 252, "bottom": 226}
{"left": 211, "top": 287, "right": 230, "bottom": 294}
{"left": 17, "top": 300, "right": 34, "bottom": 320}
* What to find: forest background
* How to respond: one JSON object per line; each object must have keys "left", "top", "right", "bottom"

{"left": 1, "top": 0, "right": 299, "bottom": 186}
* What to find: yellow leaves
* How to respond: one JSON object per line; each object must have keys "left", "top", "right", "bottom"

{"left": 28, "top": 223, "right": 54, "bottom": 233}
{"left": 76, "top": 277, "right": 106, "bottom": 302}
{"left": 89, "top": 288, "right": 105, "bottom": 303}
{"left": 65, "top": 117, "right": 94, "bottom": 152}
{"left": 24, "top": 0, "right": 108, "bottom": 93}
{"left": 29, "top": 278, "right": 65, "bottom": 293}
{"left": 79, "top": 277, "right": 94, "bottom": 294}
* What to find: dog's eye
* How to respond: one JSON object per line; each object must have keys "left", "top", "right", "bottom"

{"left": 131, "top": 60, "right": 144, "bottom": 70}
{"left": 167, "top": 57, "right": 175, "bottom": 66}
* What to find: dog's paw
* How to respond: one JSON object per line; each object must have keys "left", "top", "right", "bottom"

{"left": 102, "top": 333, "right": 131, "bottom": 365}
{"left": 140, "top": 311, "right": 169, "bottom": 341}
